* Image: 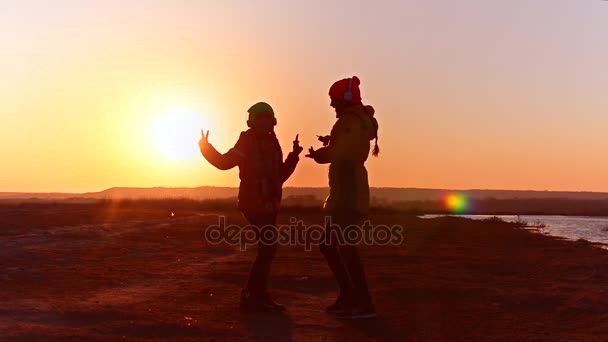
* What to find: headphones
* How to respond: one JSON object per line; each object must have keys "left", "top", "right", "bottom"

{"left": 343, "top": 78, "right": 354, "bottom": 102}
{"left": 247, "top": 115, "right": 277, "bottom": 128}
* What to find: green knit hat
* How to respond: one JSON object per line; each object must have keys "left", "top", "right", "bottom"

{"left": 247, "top": 102, "right": 275, "bottom": 122}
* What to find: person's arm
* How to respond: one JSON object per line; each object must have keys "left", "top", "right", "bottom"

{"left": 198, "top": 130, "right": 245, "bottom": 170}
{"left": 281, "top": 153, "right": 299, "bottom": 182}
{"left": 281, "top": 134, "right": 302, "bottom": 182}
{"left": 307, "top": 117, "right": 354, "bottom": 164}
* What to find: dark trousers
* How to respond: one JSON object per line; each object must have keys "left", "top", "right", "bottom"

{"left": 319, "top": 212, "right": 371, "bottom": 303}
{"left": 243, "top": 212, "right": 278, "bottom": 297}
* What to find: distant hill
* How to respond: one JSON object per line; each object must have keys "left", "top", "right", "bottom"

{"left": 2, "top": 186, "right": 608, "bottom": 202}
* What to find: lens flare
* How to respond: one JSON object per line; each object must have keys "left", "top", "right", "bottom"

{"left": 445, "top": 193, "right": 468, "bottom": 214}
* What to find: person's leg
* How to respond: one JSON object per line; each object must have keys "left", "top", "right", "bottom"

{"left": 337, "top": 215, "right": 372, "bottom": 304}
{"left": 244, "top": 212, "right": 278, "bottom": 297}
{"left": 319, "top": 215, "right": 354, "bottom": 306}
{"left": 239, "top": 212, "right": 284, "bottom": 311}
{"left": 333, "top": 214, "right": 376, "bottom": 318}
{"left": 246, "top": 243, "right": 278, "bottom": 297}
{"left": 255, "top": 226, "right": 279, "bottom": 296}
{"left": 338, "top": 245, "right": 370, "bottom": 302}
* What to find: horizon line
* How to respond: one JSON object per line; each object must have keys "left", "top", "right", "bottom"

{"left": 2, "top": 186, "right": 608, "bottom": 195}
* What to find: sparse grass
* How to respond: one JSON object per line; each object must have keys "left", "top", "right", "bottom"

{"left": 529, "top": 220, "right": 547, "bottom": 229}
{"left": 482, "top": 216, "right": 507, "bottom": 223}
{"left": 514, "top": 216, "right": 528, "bottom": 227}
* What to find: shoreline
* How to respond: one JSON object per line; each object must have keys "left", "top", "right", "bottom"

{"left": 422, "top": 214, "right": 608, "bottom": 248}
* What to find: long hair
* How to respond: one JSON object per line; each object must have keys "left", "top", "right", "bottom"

{"left": 362, "top": 105, "right": 380, "bottom": 157}
{"left": 372, "top": 137, "right": 380, "bottom": 157}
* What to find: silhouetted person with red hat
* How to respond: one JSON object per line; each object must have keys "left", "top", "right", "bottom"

{"left": 199, "top": 102, "right": 303, "bottom": 312}
{"left": 306, "top": 76, "right": 380, "bottom": 319}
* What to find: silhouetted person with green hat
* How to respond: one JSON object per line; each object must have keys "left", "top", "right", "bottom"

{"left": 198, "top": 102, "right": 302, "bottom": 312}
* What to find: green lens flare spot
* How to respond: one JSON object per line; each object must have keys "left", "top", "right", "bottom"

{"left": 445, "top": 193, "right": 468, "bottom": 214}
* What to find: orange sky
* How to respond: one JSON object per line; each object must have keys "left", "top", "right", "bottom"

{"left": 1, "top": 1, "right": 607, "bottom": 193}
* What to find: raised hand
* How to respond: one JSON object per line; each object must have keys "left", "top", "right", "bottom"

{"left": 292, "top": 134, "right": 304, "bottom": 156}
{"left": 305, "top": 146, "right": 316, "bottom": 159}
{"left": 317, "top": 135, "right": 330, "bottom": 147}
{"left": 198, "top": 130, "right": 210, "bottom": 150}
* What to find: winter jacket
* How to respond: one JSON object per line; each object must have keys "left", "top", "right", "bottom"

{"left": 200, "top": 129, "right": 299, "bottom": 214}
{"left": 310, "top": 105, "right": 378, "bottom": 215}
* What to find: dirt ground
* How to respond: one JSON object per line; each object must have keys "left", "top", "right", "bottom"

{"left": 1, "top": 202, "right": 608, "bottom": 341}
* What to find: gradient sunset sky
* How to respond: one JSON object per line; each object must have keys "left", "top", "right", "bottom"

{"left": 1, "top": 0, "right": 607, "bottom": 193}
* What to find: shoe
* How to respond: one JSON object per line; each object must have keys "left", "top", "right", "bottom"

{"left": 325, "top": 294, "right": 349, "bottom": 315}
{"left": 240, "top": 289, "right": 286, "bottom": 312}
{"left": 261, "top": 292, "right": 286, "bottom": 311}
{"left": 335, "top": 301, "right": 377, "bottom": 320}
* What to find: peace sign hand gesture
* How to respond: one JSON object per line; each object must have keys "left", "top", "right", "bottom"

{"left": 198, "top": 130, "right": 210, "bottom": 151}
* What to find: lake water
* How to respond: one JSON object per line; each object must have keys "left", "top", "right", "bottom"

{"left": 420, "top": 215, "right": 608, "bottom": 245}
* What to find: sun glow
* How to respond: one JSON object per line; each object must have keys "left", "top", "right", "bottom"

{"left": 150, "top": 106, "right": 207, "bottom": 161}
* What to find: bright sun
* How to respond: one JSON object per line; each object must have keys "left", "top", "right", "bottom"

{"left": 150, "top": 108, "right": 206, "bottom": 161}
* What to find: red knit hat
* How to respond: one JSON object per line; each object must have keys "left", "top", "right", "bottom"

{"left": 329, "top": 76, "right": 362, "bottom": 104}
